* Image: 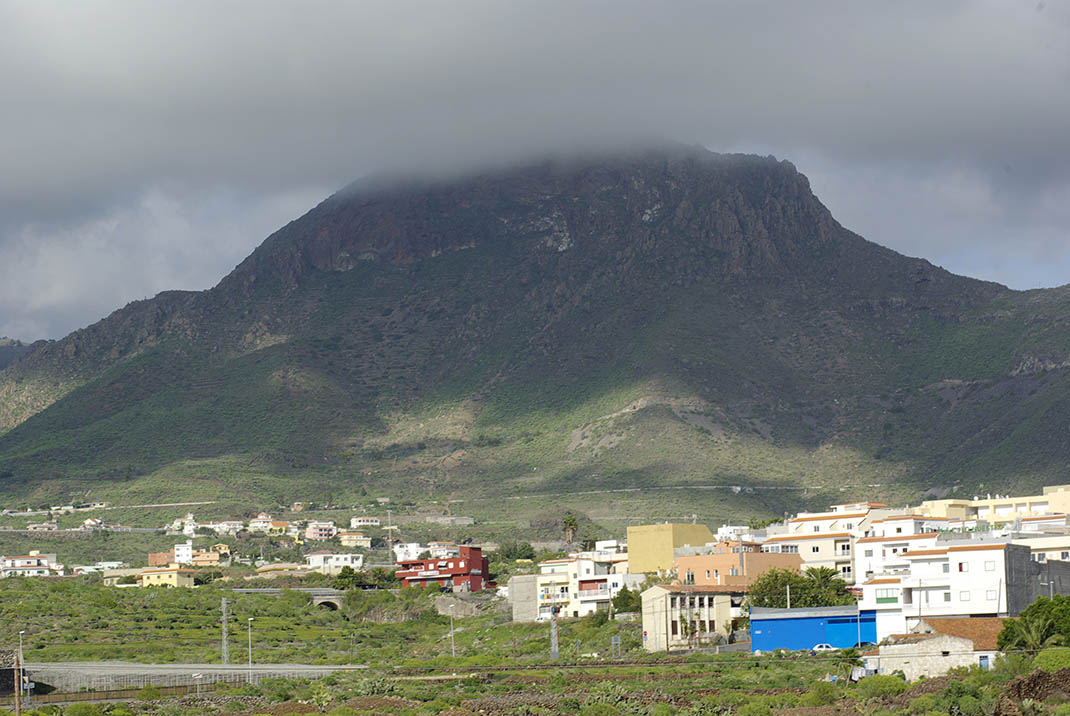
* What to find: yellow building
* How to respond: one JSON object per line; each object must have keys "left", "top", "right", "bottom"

{"left": 137, "top": 567, "right": 195, "bottom": 588}
{"left": 626, "top": 523, "right": 715, "bottom": 574}
{"left": 917, "top": 485, "right": 1070, "bottom": 523}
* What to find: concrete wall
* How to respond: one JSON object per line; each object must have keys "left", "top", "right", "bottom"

{"left": 508, "top": 574, "right": 539, "bottom": 622}
{"left": 1006, "top": 544, "right": 1070, "bottom": 615}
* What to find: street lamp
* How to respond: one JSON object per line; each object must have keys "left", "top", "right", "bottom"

{"left": 247, "top": 618, "right": 254, "bottom": 684}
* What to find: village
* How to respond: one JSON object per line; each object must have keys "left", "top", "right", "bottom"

{"left": 4, "top": 485, "right": 1070, "bottom": 680}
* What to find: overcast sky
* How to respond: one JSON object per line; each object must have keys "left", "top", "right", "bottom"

{"left": 2, "top": 1, "right": 1069, "bottom": 340}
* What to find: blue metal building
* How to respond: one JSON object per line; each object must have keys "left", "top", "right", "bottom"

{"left": 750, "top": 606, "right": 877, "bottom": 652}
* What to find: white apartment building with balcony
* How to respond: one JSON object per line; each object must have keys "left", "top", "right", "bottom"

{"left": 859, "top": 540, "right": 1070, "bottom": 642}
{"left": 508, "top": 543, "right": 642, "bottom": 621}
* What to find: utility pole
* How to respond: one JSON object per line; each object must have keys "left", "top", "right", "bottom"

{"left": 13, "top": 648, "right": 22, "bottom": 716}
{"left": 550, "top": 613, "right": 559, "bottom": 660}
{"left": 221, "top": 598, "right": 230, "bottom": 664}
{"left": 449, "top": 605, "right": 456, "bottom": 658}
{"left": 247, "top": 618, "right": 254, "bottom": 684}
{"left": 786, "top": 583, "right": 791, "bottom": 609}
{"left": 738, "top": 535, "right": 744, "bottom": 579}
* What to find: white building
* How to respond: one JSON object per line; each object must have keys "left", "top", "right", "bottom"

{"left": 859, "top": 540, "right": 1070, "bottom": 642}
{"left": 73, "top": 560, "right": 126, "bottom": 574}
{"left": 174, "top": 540, "right": 194, "bottom": 566}
{"left": 508, "top": 543, "right": 643, "bottom": 621}
{"left": 350, "top": 516, "right": 380, "bottom": 528}
{"left": 1, "top": 552, "right": 65, "bottom": 577}
{"left": 248, "top": 513, "right": 274, "bottom": 533}
{"left": 393, "top": 542, "right": 425, "bottom": 562}
{"left": 305, "top": 552, "right": 364, "bottom": 575}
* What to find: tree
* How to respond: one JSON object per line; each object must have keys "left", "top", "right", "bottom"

{"left": 562, "top": 514, "right": 578, "bottom": 544}
{"left": 999, "top": 614, "right": 1064, "bottom": 651}
{"left": 612, "top": 585, "right": 642, "bottom": 613}
{"left": 496, "top": 540, "right": 536, "bottom": 561}
{"left": 745, "top": 567, "right": 855, "bottom": 609}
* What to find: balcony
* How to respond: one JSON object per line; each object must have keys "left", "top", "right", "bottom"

{"left": 576, "top": 587, "right": 611, "bottom": 600}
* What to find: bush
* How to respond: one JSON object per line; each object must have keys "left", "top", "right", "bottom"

{"left": 854, "top": 674, "right": 909, "bottom": 700}
{"left": 64, "top": 705, "right": 102, "bottom": 716}
{"left": 799, "top": 680, "right": 840, "bottom": 707}
{"left": 909, "top": 695, "right": 940, "bottom": 713}
{"left": 136, "top": 686, "right": 162, "bottom": 701}
{"left": 1053, "top": 704, "right": 1070, "bottom": 716}
{"left": 1035, "top": 648, "right": 1070, "bottom": 672}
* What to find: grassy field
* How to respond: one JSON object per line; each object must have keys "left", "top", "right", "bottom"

{"left": 0, "top": 579, "right": 636, "bottom": 667}
{"left": 2, "top": 642, "right": 1046, "bottom": 716}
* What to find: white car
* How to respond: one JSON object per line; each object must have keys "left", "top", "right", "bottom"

{"left": 810, "top": 643, "right": 839, "bottom": 655}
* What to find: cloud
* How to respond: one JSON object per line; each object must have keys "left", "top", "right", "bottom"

{"left": 1, "top": 1, "right": 1069, "bottom": 338}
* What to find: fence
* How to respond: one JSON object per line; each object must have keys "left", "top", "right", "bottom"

{"left": 0, "top": 677, "right": 250, "bottom": 706}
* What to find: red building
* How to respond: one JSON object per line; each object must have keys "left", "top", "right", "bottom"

{"left": 395, "top": 546, "right": 490, "bottom": 592}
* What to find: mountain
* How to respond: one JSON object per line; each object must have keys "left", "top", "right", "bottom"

{"left": 3, "top": 146, "right": 1070, "bottom": 526}
{"left": 0, "top": 338, "right": 30, "bottom": 371}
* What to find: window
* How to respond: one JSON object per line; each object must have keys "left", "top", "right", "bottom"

{"left": 865, "top": 550, "right": 873, "bottom": 558}
{"left": 960, "top": 591, "right": 971, "bottom": 601}
{"left": 671, "top": 597, "right": 677, "bottom": 608}
{"left": 730, "top": 567, "right": 739, "bottom": 576}
{"left": 986, "top": 590, "right": 997, "bottom": 600}
{"left": 984, "top": 561, "right": 995, "bottom": 571}
{"left": 896, "top": 527, "right": 903, "bottom": 534}
{"left": 944, "top": 592, "right": 951, "bottom": 602}
{"left": 942, "top": 563, "right": 950, "bottom": 573}
{"left": 958, "top": 562, "right": 968, "bottom": 572}
{"left": 845, "top": 523, "right": 853, "bottom": 530}
{"left": 814, "top": 526, "right": 820, "bottom": 532}
{"left": 812, "top": 546, "right": 820, "bottom": 553}
{"left": 1062, "top": 552, "right": 1069, "bottom": 560}
{"left": 705, "top": 570, "right": 710, "bottom": 579}
{"left": 459, "top": 560, "right": 465, "bottom": 568}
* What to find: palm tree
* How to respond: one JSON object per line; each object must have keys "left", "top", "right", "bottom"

{"left": 1001, "top": 616, "right": 1064, "bottom": 651}
{"left": 562, "top": 514, "right": 578, "bottom": 544}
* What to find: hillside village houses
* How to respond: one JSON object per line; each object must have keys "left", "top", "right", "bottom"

{"left": 305, "top": 551, "right": 363, "bottom": 575}
{"left": 0, "top": 552, "right": 64, "bottom": 577}
{"left": 338, "top": 531, "right": 373, "bottom": 548}
{"left": 351, "top": 516, "right": 380, "bottom": 528}
{"left": 508, "top": 540, "right": 644, "bottom": 621}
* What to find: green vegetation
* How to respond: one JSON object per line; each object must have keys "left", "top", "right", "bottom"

{"left": 1000, "top": 595, "right": 1070, "bottom": 651}
{"left": 1, "top": 645, "right": 1047, "bottom": 716}
{"left": 745, "top": 567, "right": 855, "bottom": 609}
{"left": 6, "top": 149, "right": 1070, "bottom": 524}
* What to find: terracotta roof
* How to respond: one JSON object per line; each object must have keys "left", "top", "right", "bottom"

{"left": 856, "top": 532, "right": 940, "bottom": 544}
{"left": 765, "top": 532, "right": 852, "bottom": 542}
{"left": 917, "top": 617, "right": 1005, "bottom": 651}
{"left": 1022, "top": 514, "right": 1067, "bottom": 521}
{"left": 904, "top": 548, "right": 949, "bottom": 557}
{"left": 790, "top": 513, "right": 867, "bottom": 523}
{"left": 872, "top": 515, "right": 949, "bottom": 523}
{"left": 947, "top": 543, "right": 1007, "bottom": 552}
{"left": 658, "top": 584, "right": 750, "bottom": 594}
{"left": 864, "top": 577, "right": 901, "bottom": 585}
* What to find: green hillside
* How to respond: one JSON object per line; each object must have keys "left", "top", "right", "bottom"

{"left": 2, "top": 147, "right": 1070, "bottom": 526}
